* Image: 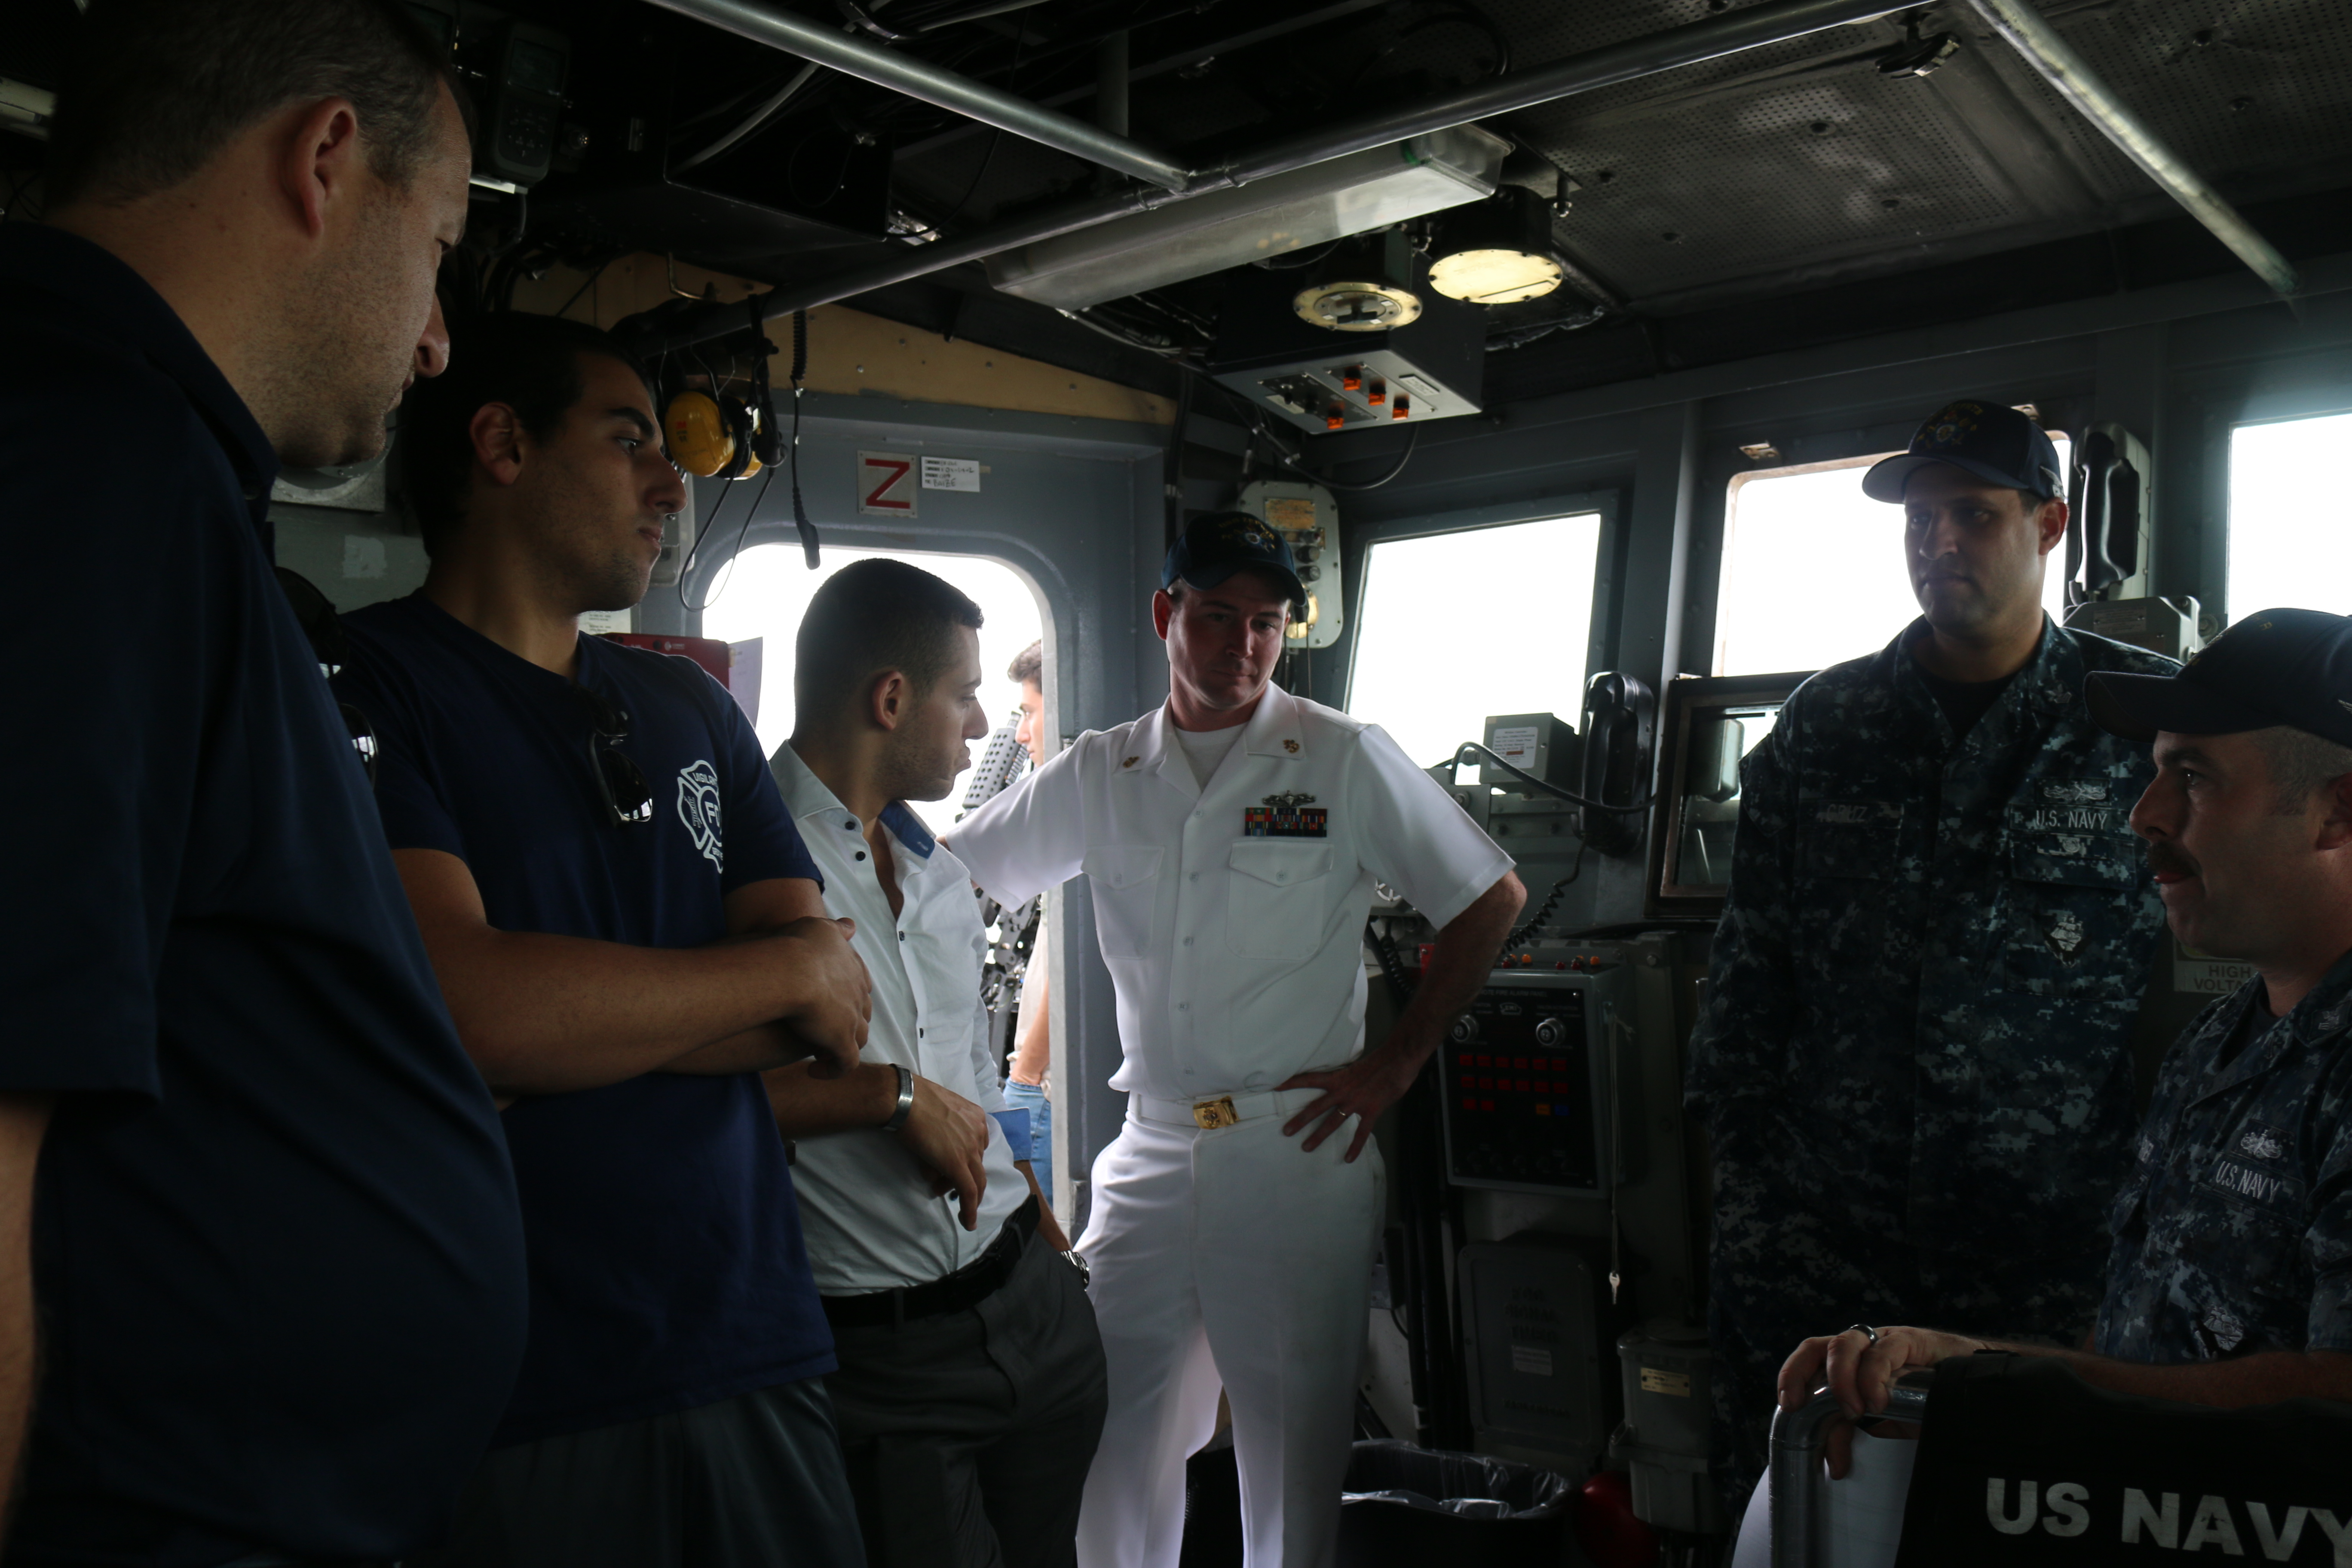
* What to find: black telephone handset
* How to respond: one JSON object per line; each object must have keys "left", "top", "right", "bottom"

{"left": 1578, "top": 671, "right": 1656, "bottom": 857}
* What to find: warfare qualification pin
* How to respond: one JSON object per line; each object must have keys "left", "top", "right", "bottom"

{"left": 1246, "top": 791, "right": 1328, "bottom": 839}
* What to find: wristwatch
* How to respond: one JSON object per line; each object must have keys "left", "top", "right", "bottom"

{"left": 1062, "top": 1249, "right": 1091, "bottom": 1288}
{"left": 879, "top": 1063, "right": 916, "bottom": 1133}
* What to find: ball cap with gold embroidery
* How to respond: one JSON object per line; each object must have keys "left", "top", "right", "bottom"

{"left": 2087, "top": 608, "right": 2352, "bottom": 747}
{"left": 1862, "top": 398, "right": 2065, "bottom": 503}
{"left": 1163, "top": 511, "right": 1306, "bottom": 610}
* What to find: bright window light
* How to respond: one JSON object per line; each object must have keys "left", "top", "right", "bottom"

{"left": 698, "top": 544, "right": 1047, "bottom": 834}
{"left": 1715, "top": 440, "right": 2070, "bottom": 677}
{"left": 1348, "top": 515, "right": 1602, "bottom": 769}
{"left": 2229, "top": 411, "right": 2352, "bottom": 619}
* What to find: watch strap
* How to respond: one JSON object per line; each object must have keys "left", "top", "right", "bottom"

{"left": 879, "top": 1063, "right": 916, "bottom": 1133}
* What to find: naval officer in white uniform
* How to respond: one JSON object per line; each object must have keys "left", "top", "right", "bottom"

{"left": 947, "top": 513, "right": 1525, "bottom": 1568}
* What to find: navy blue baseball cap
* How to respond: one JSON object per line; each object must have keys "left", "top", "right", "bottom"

{"left": 1163, "top": 511, "right": 1305, "bottom": 609}
{"left": 2087, "top": 608, "right": 2352, "bottom": 748}
{"left": 1862, "top": 399, "right": 2066, "bottom": 503}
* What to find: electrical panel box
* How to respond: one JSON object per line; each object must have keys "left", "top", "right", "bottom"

{"left": 1441, "top": 966, "right": 1627, "bottom": 1196}
{"left": 1614, "top": 1322, "right": 1726, "bottom": 1533}
{"left": 2064, "top": 594, "right": 2203, "bottom": 661}
{"left": 1205, "top": 263, "right": 1483, "bottom": 435}
{"left": 1482, "top": 712, "right": 1577, "bottom": 793}
{"left": 1237, "top": 479, "right": 1342, "bottom": 650}
{"left": 1460, "top": 1236, "right": 1617, "bottom": 1456}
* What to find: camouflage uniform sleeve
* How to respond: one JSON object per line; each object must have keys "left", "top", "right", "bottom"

{"left": 1684, "top": 717, "right": 1799, "bottom": 1124}
{"left": 2306, "top": 1064, "right": 2352, "bottom": 1353}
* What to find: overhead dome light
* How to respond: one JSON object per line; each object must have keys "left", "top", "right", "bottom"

{"left": 1426, "top": 185, "right": 1567, "bottom": 304}
{"left": 1428, "top": 248, "right": 1563, "bottom": 305}
{"left": 1293, "top": 279, "right": 1424, "bottom": 332}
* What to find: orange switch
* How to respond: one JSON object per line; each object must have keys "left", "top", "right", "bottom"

{"left": 1391, "top": 397, "right": 1410, "bottom": 420}
{"left": 1340, "top": 367, "right": 1362, "bottom": 391}
{"left": 1368, "top": 381, "right": 1387, "bottom": 406}
{"left": 1324, "top": 407, "right": 1345, "bottom": 430}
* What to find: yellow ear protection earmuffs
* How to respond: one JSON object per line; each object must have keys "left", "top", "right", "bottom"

{"left": 718, "top": 395, "right": 761, "bottom": 481}
{"left": 665, "top": 388, "right": 732, "bottom": 478}
{"left": 663, "top": 387, "right": 765, "bottom": 481}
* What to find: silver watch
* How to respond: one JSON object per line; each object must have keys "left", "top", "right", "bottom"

{"left": 1061, "top": 1249, "right": 1090, "bottom": 1288}
{"left": 878, "top": 1063, "right": 915, "bottom": 1133}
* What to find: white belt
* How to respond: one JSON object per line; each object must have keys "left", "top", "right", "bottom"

{"left": 1131, "top": 1088, "right": 1301, "bottom": 1131}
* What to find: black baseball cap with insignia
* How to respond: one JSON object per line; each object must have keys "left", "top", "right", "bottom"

{"left": 1862, "top": 399, "right": 2066, "bottom": 503}
{"left": 2087, "top": 608, "right": 2352, "bottom": 748}
{"left": 1163, "top": 511, "right": 1306, "bottom": 611}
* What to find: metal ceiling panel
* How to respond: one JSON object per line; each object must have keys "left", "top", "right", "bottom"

{"left": 2011, "top": 0, "right": 2352, "bottom": 192}
{"left": 1511, "top": 45, "right": 2030, "bottom": 294}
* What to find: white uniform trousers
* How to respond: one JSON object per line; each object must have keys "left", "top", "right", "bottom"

{"left": 1074, "top": 1089, "right": 1385, "bottom": 1568}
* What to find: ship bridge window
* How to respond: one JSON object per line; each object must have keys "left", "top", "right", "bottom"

{"left": 698, "top": 544, "right": 1047, "bottom": 835}
{"left": 2228, "top": 410, "right": 2352, "bottom": 618}
{"left": 1346, "top": 513, "right": 1603, "bottom": 770}
{"left": 1714, "top": 441, "right": 2069, "bottom": 677}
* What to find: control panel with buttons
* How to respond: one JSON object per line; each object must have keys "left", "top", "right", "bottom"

{"left": 1441, "top": 967, "right": 1624, "bottom": 1197}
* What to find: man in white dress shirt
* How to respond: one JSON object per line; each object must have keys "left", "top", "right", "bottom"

{"left": 766, "top": 559, "right": 1107, "bottom": 1568}
{"left": 948, "top": 514, "right": 1525, "bottom": 1568}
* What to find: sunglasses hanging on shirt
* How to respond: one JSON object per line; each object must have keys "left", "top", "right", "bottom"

{"left": 273, "top": 566, "right": 379, "bottom": 788}
{"left": 574, "top": 683, "right": 655, "bottom": 828}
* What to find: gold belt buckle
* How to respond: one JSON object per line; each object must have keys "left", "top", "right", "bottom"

{"left": 1192, "top": 1096, "right": 1239, "bottom": 1130}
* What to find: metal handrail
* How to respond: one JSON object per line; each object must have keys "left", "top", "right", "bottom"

{"left": 1963, "top": 0, "right": 2298, "bottom": 299}
{"left": 632, "top": 0, "right": 1911, "bottom": 351}
{"left": 1769, "top": 1375, "right": 1932, "bottom": 1568}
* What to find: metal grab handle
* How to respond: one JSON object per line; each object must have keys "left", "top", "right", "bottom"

{"left": 1769, "top": 1374, "right": 1933, "bottom": 1568}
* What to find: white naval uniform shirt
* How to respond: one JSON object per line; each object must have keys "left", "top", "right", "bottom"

{"left": 770, "top": 745, "right": 1029, "bottom": 1293}
{"left": 948, "top": 684, "right": 1513, "bottom": 1102}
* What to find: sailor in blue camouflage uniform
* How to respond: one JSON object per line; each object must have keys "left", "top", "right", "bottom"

{"left": 1780, "top": 608, "right": 2352, "bottom": 1442}
{"left": 1687, "top": 400, "right": 2178, "bottom": 1505}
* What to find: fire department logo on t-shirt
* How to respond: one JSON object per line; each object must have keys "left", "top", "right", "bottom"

{"left": 677, "top": 760, "right": 724, "bottom": 870}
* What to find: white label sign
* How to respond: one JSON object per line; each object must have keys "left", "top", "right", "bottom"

{"left": 857, "top": 451, "right": 919, "bottom": 517}
{"left": 921, "top": 456, "right": 981, "bottom": 493}
{"left": 1491, "top": 725, "right": 1541, "bottom": 766}
{"left": 1510, "top": 1342, "right": 1554, "bottom": 1378}
{"left": 2174, "top": 938, "right": 2257, "bottom": 996}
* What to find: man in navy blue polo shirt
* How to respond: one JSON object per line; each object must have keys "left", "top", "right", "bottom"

{"left": 335, "top": 309, "right": 871, "bottom": 1568}
{"left": 0, "top": 4, "right": 530, "bottom": 1565}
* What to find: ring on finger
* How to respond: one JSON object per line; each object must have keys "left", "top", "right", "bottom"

{"left": 1846, "top": 1323, "right": 1879, "bottom": 1345}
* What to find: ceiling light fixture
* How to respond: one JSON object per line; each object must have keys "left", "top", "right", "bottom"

{"left": 985, "top": 124, "right": 1508, "bottom": 311}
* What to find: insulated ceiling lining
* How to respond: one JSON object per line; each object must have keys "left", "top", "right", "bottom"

{"left": 1510, "top": 56, "right": 2025, "bottom": 293}
{"left": 2024, "top": 0, "right": 2352, "bottom": 190}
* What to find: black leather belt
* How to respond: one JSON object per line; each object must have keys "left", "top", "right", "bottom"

{"left": 821, "top": 1196, "right": 1039, "bottom": 1329}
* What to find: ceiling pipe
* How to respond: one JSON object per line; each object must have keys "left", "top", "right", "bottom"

{"left": 641, "top": 0, "right": 1194, "bottom": 190}
{"left": 1962, "top": 0, "right": 2297, "bottom": 297}
{"left": 631, "top": 0, "right": 1909, "bottom": 352}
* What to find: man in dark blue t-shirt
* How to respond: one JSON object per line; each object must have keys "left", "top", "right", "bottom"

{"left": 335, "top": 310, "right": 871, "bottom": 1568}
{"left": 1, "top": 5, "right": 529, "bottom": 1565}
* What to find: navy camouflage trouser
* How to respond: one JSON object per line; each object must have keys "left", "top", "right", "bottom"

{"left": 1705, "top": 1115, "right": 2106, "bottom": 1515}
